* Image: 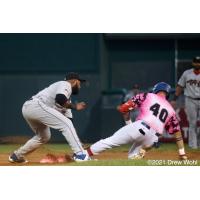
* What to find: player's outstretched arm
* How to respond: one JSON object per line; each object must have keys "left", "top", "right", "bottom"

{"left": 75, "top": 102, "right": 87, "bottom": 110}
{"left": 55, "top": 94, "right": 86, "bottom": 111}
{"left": 174, "top": 131, "right": 188, "bottom": 160}
{"left": 117, "top": 100, "right": 136, "bottom": 125}
{"left": 122, "top": 112, "right": 132, "bottom": 125}
{"left": 64, "top": 101, "right": 86, "bottom": 111}
{"left": 117, "top": 100, "right": 135, "bottom": 113}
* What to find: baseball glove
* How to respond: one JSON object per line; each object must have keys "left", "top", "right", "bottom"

{"left": 39, "top": 153, "right": 73, "bottom": 164}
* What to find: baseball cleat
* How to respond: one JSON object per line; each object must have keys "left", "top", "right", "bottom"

{"left": 129, "top": 155, "right": 143, "bottom": 160}
{"left": 8, "top": 153, "right": 28, "bottom": 163}
{"left": 72, "top": 153, "right": 92, "bottom": 162}
{"left": 128, "top": 148, "right": 146, "bottom": 160}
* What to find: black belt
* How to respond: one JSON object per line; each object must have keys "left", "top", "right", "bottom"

{"left": 186, "top": 96, "right": 200, "bottom": 100}
{"left": 141, "top": 121, "right": 150, "bottom": 129}
{"left": 141, "top": 121, "right": 161, "bottom": 137}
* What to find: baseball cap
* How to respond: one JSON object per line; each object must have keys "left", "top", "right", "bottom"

{"left": 193, "top": 56, "right": 200, "bottom": 63}
{"left": 65, "top": 72, "right": 86, "bottom": 82}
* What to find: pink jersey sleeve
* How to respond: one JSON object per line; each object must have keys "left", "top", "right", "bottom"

{"left": 131, "top": 93, "right": 147, "bottom": 107}
{"left": 165, "top": 114, "right": 181, "bottom": 134}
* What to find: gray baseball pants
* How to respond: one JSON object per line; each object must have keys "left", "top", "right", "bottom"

{"left": 185, "top": 97, "right": 200, "bottom": 149}
{"left": 15, "top": 98, "right": 85, "bottom": 158}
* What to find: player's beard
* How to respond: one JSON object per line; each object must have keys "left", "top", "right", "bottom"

{"left": 193, "top": 63, "right": 200, "bottom": 70}
{"left": 194, "top": 66, "right": 200, "bottom": 70}
{"left": 72, "top": 84, "right": 80, "bottom": 95}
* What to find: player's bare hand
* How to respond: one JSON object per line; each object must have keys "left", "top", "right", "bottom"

{"left": 76, "top": 102, "right": 87, "bottom": 110}
{"left": 116, "top": 105, "right": 121, "bottom": 111}
{"left": 179, "top": 154, "right": 188, "bottom": 160}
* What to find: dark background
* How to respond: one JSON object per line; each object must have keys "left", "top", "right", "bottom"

{"left": 0, "top": 33, "right": 200, "bottom": 142}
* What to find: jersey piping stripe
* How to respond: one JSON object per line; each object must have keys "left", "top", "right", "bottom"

{"left": 37, "top": 100, "right": 84, "bottom": 154}
{"left": 63, "top": 88, "right": 71, "bottom": 98}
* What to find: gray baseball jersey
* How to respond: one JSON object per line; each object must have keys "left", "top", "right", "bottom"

{"left": 14, "top": 80, "right": 86, "bottom": 157}
{"left": 33, "top": 81, "right": 73, "bottom": 118}
{"left": 178, "top": 69, "right": 200, "bottom": 98}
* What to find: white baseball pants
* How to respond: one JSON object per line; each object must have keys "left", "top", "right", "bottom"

{"left": 90, "top": 120, "right": 159, "bottom": 158}
{"left": 15, "top": 98, "right": 85, "bottom": 157}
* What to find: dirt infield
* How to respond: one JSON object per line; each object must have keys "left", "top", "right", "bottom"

{"left": 0, "top": 145, "right": 199, "bottom": 166}
{"left": 1, "top": 151, "right": 127, "bottom": 166}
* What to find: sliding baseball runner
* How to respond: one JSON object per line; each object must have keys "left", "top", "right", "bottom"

{"left": 87, "top": 82, "right": 188, "bottom": 160}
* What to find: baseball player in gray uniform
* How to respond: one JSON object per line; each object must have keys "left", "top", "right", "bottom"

{"left": 172, "top": 56, "right": 200, "bottom": 149}
{"left": 9, "top": 72, "right": 91, "bottom": 163}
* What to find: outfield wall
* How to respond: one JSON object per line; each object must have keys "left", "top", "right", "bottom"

{"left": 0, "top": 34, "right": 200, "bottom": 142}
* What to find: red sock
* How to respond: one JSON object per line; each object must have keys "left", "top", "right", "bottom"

{"left": 87, "top": 147, "right": 94, "bottom": 156}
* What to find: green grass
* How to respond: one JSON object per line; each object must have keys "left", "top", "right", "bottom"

{"left": 1, "top": 143, "right": 200, "bottom": 166}
{"left": 0, "top": 144, "right": 22, "bottom": 153}
{"left": 67, "top": 159, "right": 149, "bottom": 166}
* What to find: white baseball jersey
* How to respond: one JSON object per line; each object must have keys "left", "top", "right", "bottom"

{"left": 32, "top": 81, "right": 73, "bottom": 118}
{"left": 178, "top": 69, "right": 200, "bottom": 98}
